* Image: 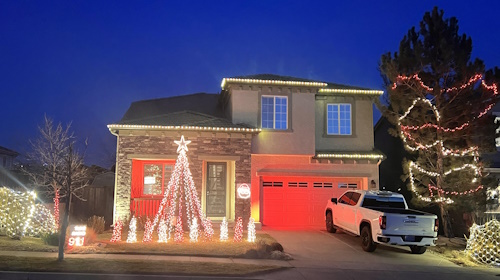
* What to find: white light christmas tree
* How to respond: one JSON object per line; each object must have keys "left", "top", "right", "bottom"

{"left": 220, "top": 217, "right": 228, "bottom": 241}
{"left": 126, "top": 216, "right": 137, "bottom": 243}
{"left": 110, "top": 218, "right": 123, "bottom": 242}
{"left": 143, "top": 136, "right": 213, "bottom": 243}
{"left": 234, "top": 217, "right": 243, "bottom": 242}
{"left": 189, "top": 217, "right": 198, "bottom": 242}
{"left": 0, "top": 187, "right": 37, "bottom": 239}
{"left": 247, "top": 217, "right": 256, "bottom": 243}
{"left": 157, "top": 217, "right": 168, "bottom": 243}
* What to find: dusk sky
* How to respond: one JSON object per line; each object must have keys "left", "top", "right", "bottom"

{"left": 1, "top": 1, "right": 499, "bottom": 168}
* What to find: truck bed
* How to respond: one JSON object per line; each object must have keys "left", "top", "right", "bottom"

{"left": 363, "top": 207, "right": 434, "bottom": 216}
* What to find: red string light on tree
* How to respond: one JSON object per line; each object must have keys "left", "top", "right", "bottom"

{"left": 234, "top": 217, "right": 243, "bottom": 242}
{"left": 53, "top": 189, "right": 60, "bottom": 230}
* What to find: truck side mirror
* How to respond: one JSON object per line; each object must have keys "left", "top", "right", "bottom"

{"left": 331, "top": 198, "right": 337, "bottom": 204}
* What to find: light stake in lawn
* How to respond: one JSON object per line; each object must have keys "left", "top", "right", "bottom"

{"left": 143, "top": 217, "right": 153, "bottom": 242}
{"left": 110, "top": 218, "right": 123, "bottom": 242}
{"left": 126, "top": 216, "right": 137, "bottom": 243}
{"left": 247, "top": 217, "right": 256, "bottom": 243}
{"left": 234, "top": 217, "right": 243, "bottom": 242}
{"left": 220, "top": 217, "right": 228, "bottom": 241}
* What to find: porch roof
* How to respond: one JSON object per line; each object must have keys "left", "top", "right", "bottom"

{"left": 314, "top": 150, "right": 386, "bottom": 160}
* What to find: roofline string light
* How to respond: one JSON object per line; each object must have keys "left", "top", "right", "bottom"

{"left": 221, "top": 78, "right": 328, "bottom": 88}
{"left": 318, "top": 88, "right": 384, "bottom": 95}
{"left": 316, "top": 153, "right": 384, "bottom": 160}
{"left": 107, "top": 124, "right": 261, "bottom": 133}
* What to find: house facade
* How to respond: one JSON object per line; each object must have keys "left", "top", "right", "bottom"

{"left": 109, "top": 74, "right": 383, "bottom": 229}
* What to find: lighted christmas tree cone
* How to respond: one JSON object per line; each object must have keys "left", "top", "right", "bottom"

{"left": 247, "top": 217, "right": 256, "bottom": 243}
{"left": 110, "top": 218, "right": 123, "bottom": 242}
{"left": 158, "top": 217, "right": 168, "bottom": 243}
{"left": 234, "top": 217, "right": 243, "bottom": 242}
{"left": 189, "top": 217, "right": 199, "bottom": 242}
{"left": 139, "top": 136, "right": 215, "bottom": 244}
{"left": 126, "top": 216, "right": 137, "bottom": 243}
{"left": 143, "top": 217, "right": 153, "bottom": 242}
{"left": 220, "top": 217, "right": 228, "bottom": 241}
{"left": 203, "top": 217, "right": 214, "bottom": 241}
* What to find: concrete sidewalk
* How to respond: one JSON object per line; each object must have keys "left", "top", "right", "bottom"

{"left": 0, "top": 250, "right": 293, "bottom": 268}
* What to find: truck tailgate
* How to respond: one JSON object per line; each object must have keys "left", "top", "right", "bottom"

{"left": 385, "top": 214, "right": 436, "bottom": 236}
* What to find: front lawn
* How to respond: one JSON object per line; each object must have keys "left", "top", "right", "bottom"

{"left": 0, "top": 229, "right": 282, "bottom": 259}
{"left": 0, "top": 236, "right": 57, "bottom": 252}
{"left": 0, "top": 256, "right": 280, "bottom": 276}
{"left": 428, "top": 237, "right": 480, "bottom": 267}
{"left": 68, "top": 230, "right": 279, "bottom": 258}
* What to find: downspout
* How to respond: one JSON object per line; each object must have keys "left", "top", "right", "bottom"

{"left": 109, "top": 128, "right": 119, "bottom": 224}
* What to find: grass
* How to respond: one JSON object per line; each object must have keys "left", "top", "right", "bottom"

{"left": 428, "top": 237, "right": 480, "bottom": 267}
{"left": 0, "top": 256, "right": 281, "bottom": 276}
{"left": 68, "top": 230, "right": 278, "bottom": 258}
{"left": 0, "top": 229, "right": 280, "bottom": 259}
{"left": 0, "top": 236, "right": 57, "bottom": 252}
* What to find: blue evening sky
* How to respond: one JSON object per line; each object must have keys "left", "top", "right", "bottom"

{"left": 1, "top": 0, "right": 499, "bottom": 167}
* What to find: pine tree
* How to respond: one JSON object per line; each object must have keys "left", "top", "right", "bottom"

{"left": 379, "top": 7, "right": 500, "bottom": 237}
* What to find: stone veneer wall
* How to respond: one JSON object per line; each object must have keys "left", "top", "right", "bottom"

{"left": 115, "top": 132, "right": 252, "bottom": 227}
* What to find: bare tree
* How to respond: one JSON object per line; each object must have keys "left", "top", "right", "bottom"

{"left": 26, "top": 116, "right": 89, "bottom": 261}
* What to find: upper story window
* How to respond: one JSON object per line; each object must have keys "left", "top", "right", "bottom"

{"left": 327, "top": 103, "right": 351, "bottom": 135}
{"left": 261, "top": 96, "right": 288, "bottom": 130}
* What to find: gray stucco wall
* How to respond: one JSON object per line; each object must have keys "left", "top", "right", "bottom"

{"left": 315, "top": 96, "right": 374, "bottom": 151}
{"left": 230, "top": 86, "right": 316, "bottom": 155}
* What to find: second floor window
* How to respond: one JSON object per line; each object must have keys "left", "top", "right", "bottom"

{"left": 327, "top": 103, "right": 351, "bottom": 135}
{"left": 261, "top": 96, "right": 288, "bottom": 130}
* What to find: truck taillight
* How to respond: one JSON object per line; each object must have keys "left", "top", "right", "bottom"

{"left": 379, "top": 216, "right": 386, "bottom": 230}
{"left": 434, "top": 219, "right": 439, "bottom": 232}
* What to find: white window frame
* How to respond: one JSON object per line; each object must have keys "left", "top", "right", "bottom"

{"left": 261, "top": 95, "right": 288, "bottom": 130}
{"left": 327, "top": 103, "right": 352, "bottom": 135}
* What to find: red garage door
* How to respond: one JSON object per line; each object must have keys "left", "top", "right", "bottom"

{"left": 262, "top": 176, "right": 362, "bottom": 228}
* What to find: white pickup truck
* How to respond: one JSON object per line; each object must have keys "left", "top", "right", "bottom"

{"left": 325, "top": 190, "right": 438, "bottom": 254}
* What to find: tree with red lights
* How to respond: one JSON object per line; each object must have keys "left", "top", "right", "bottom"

{"left": 379, "top": 7, "right": 499, "bottom": 237}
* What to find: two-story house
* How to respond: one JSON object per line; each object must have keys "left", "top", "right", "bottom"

{"left": 109, "top": 74, "right": 383, "bottom": 229}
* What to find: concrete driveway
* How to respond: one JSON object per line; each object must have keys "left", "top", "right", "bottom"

{"left": 261, "top": 228, "right": 499, "bottom": 280}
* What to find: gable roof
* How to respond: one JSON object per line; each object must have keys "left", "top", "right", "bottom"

{"left": 120, "top": 92, "right": 223, "bottom": 123}
{"left": 110, "top": 92, "right": 258, "bottom": 132}
{"left": 0, "top": 146, "right": 19, "bottom": 157}
{"left": 223, "top": 73, "right": 378, "bottom": 91}
{"left": 118, "top": 110, "right": 253, "bottom": 128}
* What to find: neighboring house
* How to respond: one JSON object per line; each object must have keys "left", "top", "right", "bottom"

{"left": 108, "top": 74, "right": 383, "bottom": 229}
{"left": 0, "top": 145, "right": 18, "bottom": 170}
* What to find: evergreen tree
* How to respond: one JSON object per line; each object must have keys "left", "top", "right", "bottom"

{"left": 379, "top": 7, "right": 499, "bottom": 237}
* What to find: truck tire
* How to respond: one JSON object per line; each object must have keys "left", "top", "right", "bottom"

{"left": 410, "top": 246, "right": 427, "bottom": 254}
{"left": 326, "top": 212, "right": 336, "bottom": 233}
{"left": 360, "top": 226, "right": 377, "bottom": 252}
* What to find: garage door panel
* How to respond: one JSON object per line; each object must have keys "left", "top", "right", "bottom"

{"left": 263, "top": 177, "right": 362, "bottom": 228}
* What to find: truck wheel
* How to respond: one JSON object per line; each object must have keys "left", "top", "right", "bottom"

{"left": 326, "top": 212, "right": 336, "bottom": 233}
{"left": 410, "top": 246, "right": 426, "bottom": 254}
{"left": 360, "top": 226, "right": 377, "bottom": 252}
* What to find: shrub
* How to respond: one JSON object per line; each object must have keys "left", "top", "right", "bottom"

{"left": 87, "top": 216, "right": 105, "bottom": 234}
{"left": 41, "top": 232, "right": 59, "bottom": 246}
{"left": 85, "top": 228, "right": 98, "bottom": 245}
